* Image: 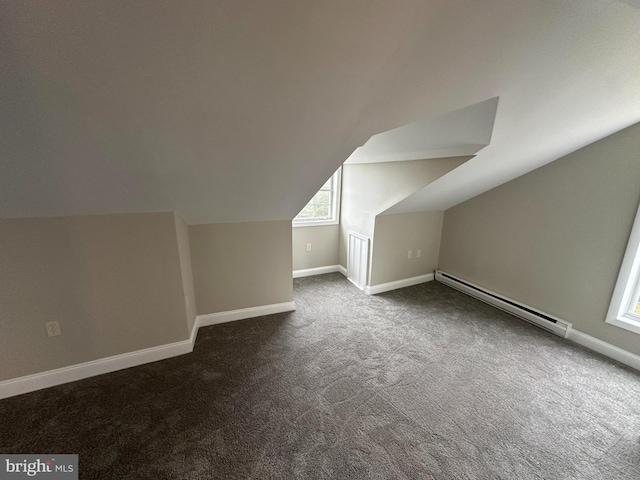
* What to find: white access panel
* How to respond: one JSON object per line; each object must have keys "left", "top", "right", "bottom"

{"left": 347, "top": 231, "right": 369, "bottom": 290}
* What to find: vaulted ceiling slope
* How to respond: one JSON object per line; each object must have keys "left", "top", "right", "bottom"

{"left": 1, "top": 1, "right": 639, "bottom": 224}
{"left": 345, "top": 97, "right": 499, "bottom": 165}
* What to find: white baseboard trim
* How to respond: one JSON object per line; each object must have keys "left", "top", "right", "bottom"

{"left": 435, "top": 271, "right": 640, "bottom": 371}
{"left": 436, "top": 270, "right": 572, "bottom": 338}
{"left": 0, "top": 339, "right": 193, "bottom": 400}
{"left": 0, "top": 301, "right": 296, "bottom": 400}
{"left": 8, "top": 296, "right": 638, "bottom": 401}
{"left": 338, "top": 265, "right": 347, "bottom": 277}
{"left": 293, "top": 265, "right": 341, "bottom": 278}
{"left": 365, "top": 273, "right": 434, "bottom": 295}
{"left": 197, "top": 301, "right": 296, "bottom": 328}
{"left": 567, "top": 329, "right": 640, "bottom": 371}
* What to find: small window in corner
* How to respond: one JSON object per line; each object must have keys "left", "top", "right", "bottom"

{"left": 293, "top": 167, "right": 341, "bottom": 227}
{"left": 606, "top": 201, "right": 640, "bottom": 334}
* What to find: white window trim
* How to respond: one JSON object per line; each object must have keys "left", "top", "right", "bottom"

{"left": 605, "top": 201, "right": 640, "bottom": 335}
{"left": 293, "top": 167, "right": 341, "bottom": 228}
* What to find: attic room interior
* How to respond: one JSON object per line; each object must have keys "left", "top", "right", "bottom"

{"left": 1, "top": 1, "right": 640, "bottom": 478}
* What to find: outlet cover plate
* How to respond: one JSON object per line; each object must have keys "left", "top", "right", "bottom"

{"left": 45, "top": 321, "right": 62, "bottom": 337}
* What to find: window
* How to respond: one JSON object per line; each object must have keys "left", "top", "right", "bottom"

{"left": 293, "top": 167, "right": 341, "bottom": 227}
{"left": 606, "top": 201, "right": 640, "bottom": 334}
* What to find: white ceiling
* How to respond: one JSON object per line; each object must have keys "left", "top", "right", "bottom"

{"left": 345, "top": 97, "right": 498, "bottom": 165}
{"left": 1, "top": 1, "right": 640, "bottom": 224}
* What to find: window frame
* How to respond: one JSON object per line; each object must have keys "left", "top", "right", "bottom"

{"left": 293, "top": 167, "right": 342, "bottom": 228}
{"left": 605, "top": 200, "right": 640, "bottom": 334}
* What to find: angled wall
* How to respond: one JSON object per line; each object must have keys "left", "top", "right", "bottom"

{"left": 189, "top": 221, "right": 293, "bottom": 314}
{"left": 370, "top": 212, "right": 443, "bottom": 286}
{"left": 439, "top": 122, "right": 640, "bottom": 356}
{"left": 339, "top": 156, "right": 471, "bottom": 284}
{"left": 292, "top": 225, "right": 339, "bottom": 271}
{"left": 0, "top": 212, "right": 190, "bottom": 382}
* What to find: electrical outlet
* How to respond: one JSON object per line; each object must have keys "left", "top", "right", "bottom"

{"left": 417, "top": 249, "right": 422, "bottom": 258}
{"left": 306, "top": 243, "right": 312, "bottom": 252}
{"left": 45, "top": 321, "right": 62, "bottom": 337}
{"left": 408, "top": 250, "right": 413, "bottom": 259}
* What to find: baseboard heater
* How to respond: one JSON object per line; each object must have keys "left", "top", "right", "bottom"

{"left": 435, "top": 270, "right": 572, "bottom": 338}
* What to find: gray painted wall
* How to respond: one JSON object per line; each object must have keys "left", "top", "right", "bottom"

{"left": 189, "top": 221, "right": 293, "bottom": 314}
{"left": 0, "top": 212, "right": 190, "bottom": 381}
{"left": 371, "top": 212, "right": 443, "bottom": 286}
{"left": 439, "top": 122, "right": 640, "bottom": 356}
{"left": 292, "top": 225, "right": 339, "bottom": 271}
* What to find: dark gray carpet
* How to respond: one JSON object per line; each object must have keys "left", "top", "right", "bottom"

{"left": 2, "top": 273, "right": 640, "bottom": 479}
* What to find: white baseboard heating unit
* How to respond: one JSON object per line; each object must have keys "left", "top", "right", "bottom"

{"left": 435, "top": 270, "right": 572, "bottom": 338}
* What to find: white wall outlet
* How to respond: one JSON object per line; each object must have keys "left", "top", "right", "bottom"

{"left": 417, "top": 249, "right": 422, "bottom": 258}
{"left": 408, "top": 250, "right": 413, "bottom": 259}
{"left": 45, "top": 321, "right": 62, "bottom": 337}
{"left": 306, "top": 243, "right": 312, "bottom": 252}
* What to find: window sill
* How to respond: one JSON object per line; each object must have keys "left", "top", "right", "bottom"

{"left": 292, "top": 219, "right": 339, "bottom": 228}
{"left": 605, "top": 314, "right": 640, "bottom": 335}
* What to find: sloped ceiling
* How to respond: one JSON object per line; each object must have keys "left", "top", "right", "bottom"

{"left": 345, "top": 97, "right": 498, "bottom": 165}
{"left": 1, "top": 1, "right": 640, "bottom": 224}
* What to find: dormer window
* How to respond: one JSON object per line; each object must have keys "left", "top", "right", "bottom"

{"left": 293, "top": 168, "right": 341, "bottom": 227}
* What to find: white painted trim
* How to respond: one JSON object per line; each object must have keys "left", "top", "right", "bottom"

{"left": 567, "top": 329, "right": 640, "bottom": 371}
{"left": 607, "top": 314, "right": 640, "bottom": 335}
{"left": 435, "top": 271, "right": 640, "bottom": 371}
{"left": 605, "top": 200, "right": 640, "bottom": 335}
{"left": 347, "top": 231, "right": 369, "bottom": 290}
{"left": 347, "top": 230, "right": 369, "bottom": 242}
{"left": 197, "top": 302, "right": 296, "bottom": 327}
{"left": 189, "top": 316, "right": 200, "bottom": 345}
{"left": 293, "top": 265, "right": 341, "bottom": 278}
{"left": 291, "top": 219, "right": 339, "bottom": 228}
{"left": 0, "top": 301, "right": 296, "bottom": 399}
{"left": 338, "top": 265, "right": 347, "bottom": 277}
{"left": 0, "top": 339, "right": 193, "bottom": 400}
{"left": 435, "top": 270, "right": 572, "bottom": 338}
{"left": 365, "top": 273, "right": 435, "bottom": 295}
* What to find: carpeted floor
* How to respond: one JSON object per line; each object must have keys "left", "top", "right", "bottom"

{"left": 2, "top": 273, "right": 640, "bottom": 479}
